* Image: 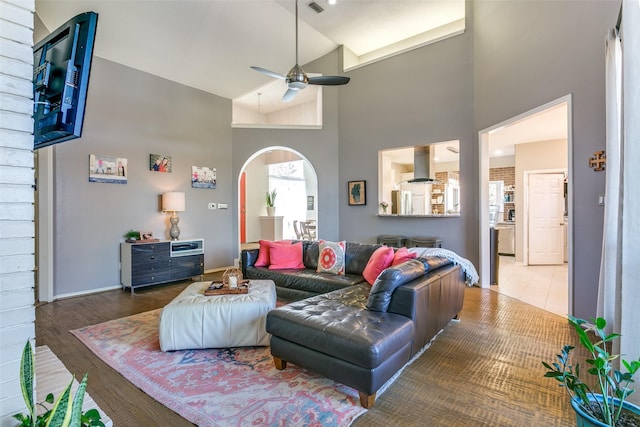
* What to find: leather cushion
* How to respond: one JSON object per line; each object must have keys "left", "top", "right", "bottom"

{"left": 344, "top": 242, "right": 382, "bottom": 275}
{"left": 302, "top": 241, "right": 320, "bottom": 270}
{"left": 266, "top": 284, "right": 414, "bottom": 369}
{"left": 367, "top": 257, "right": 453, "bottom": 312}
{"left": 245, "top": 267, "right": 365, "bottom": 295}
{"left": 366, "top": 260, "right": 425, "bottom": 312}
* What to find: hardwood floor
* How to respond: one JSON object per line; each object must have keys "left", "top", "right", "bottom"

{"left": 36, "top": 278, "right": 581, "bottom": 426}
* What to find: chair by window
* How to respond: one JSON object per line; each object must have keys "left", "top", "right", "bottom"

{"left": 301, "top": 221, "right": 317, "bottom": 240}
{"left": 293, "top": 220, "right": 304, "bottom": 240}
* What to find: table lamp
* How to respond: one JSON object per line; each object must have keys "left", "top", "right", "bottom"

{"left": 162, "top": 191, "right": 185, "bottom": 240}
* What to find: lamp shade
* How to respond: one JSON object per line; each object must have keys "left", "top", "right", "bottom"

{"left": 162, "top": 191, "right": 185, "bottom": 212}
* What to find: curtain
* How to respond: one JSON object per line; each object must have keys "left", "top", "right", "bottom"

{"left": 620, "top": 0, "right": 640, "bottom": 406}
{"left": 596, "top": 27, "right": 623, "bottom": 331}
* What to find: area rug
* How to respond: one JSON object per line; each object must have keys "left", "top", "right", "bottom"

{"left": 71, "top": 309, "right": 369, "bottom": 427}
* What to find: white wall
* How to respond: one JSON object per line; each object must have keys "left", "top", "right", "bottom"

{"left": 243, "top": 156, "right": 268, "bottom": 242}
{"left": 489, "top": 155, "right": 515, "bottom": 168}
{"left": 0, "top": 0, "right": 36, "bottom": 423}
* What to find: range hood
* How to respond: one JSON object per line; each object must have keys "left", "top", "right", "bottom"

{"left": 407, "top": 146, "right": 440, "bottom": 183}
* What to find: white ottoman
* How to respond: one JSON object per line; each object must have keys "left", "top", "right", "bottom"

{"left": 159, "top": 280, "right": 276, "bottom": 351}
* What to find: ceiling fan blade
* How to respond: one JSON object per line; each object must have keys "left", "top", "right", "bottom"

{"left": 308, "top": 75, "right": 351, "bottom": 86}
{"left": 251, "top": 66, "right": 286, "bottom": 80}
{"left": 282, "top": 88, "right": 298, "bottom": 102}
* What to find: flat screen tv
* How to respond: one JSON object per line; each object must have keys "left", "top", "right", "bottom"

{"left": 33, "top": 11, "right": 98, "bottom": 150}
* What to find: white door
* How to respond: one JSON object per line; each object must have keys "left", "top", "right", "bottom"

{"left": 528, "top": 173, "right": 565, "bottom": 265}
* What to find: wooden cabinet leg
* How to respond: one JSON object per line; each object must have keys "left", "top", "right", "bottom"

{"left": 273, "top": 356, "right": 287, "bottom": 370}
{"left": 358, "top": 391, "right": 376, "bottom": 408}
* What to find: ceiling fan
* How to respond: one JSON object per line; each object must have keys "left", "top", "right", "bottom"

{"left": 251, "top": 0, "right": 350, "bottom": 102}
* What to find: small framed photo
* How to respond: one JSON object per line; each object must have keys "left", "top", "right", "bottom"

{"left": 192, "top": 166, "right": 217, "bottom": 189}
{"left": 89, "top": 154, "right": 127, "bottom": 184}
{"left": 141, "top": 231, "right": 154, "bottom": 241}
{"left": 348, "top": 180, "right": 366, "bottom": 206}
{"left": 150, "top": 154, "right": 172, "bottom": 173}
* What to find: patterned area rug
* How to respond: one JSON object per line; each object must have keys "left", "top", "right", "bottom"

{"left": 70, "top": 309, "right": 367, "bottom": 427}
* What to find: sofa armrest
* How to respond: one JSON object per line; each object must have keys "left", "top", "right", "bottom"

{"left": 387, "top": 264, "right": 465, "bottom": 355}
{"left": 241, "top": 249, "right": 259, "bottom": 278}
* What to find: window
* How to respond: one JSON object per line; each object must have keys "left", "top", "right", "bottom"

{"left": 269, "top": 161, "right": 307, "bottom": 239}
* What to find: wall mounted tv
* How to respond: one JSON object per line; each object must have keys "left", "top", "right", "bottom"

{"left": 33, "top": 11, "right": 98, "bottom": 150}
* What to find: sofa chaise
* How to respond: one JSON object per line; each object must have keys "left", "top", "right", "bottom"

{"left": 240, "top": 240, "right": 469, "bottom": 408}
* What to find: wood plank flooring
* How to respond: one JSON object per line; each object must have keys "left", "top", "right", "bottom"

{"left": 35, "top": 277, "right": 581, "bottom": 426}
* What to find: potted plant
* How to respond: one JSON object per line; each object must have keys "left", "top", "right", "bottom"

{"left": 266, "top": 189, "right": 277, "bottom": 216}
{"left": 543, "top": 315, "right": 640, "bottom": 426}
{"left": 13, "top": 341, "right": 104, "bottom": 427}
{"left": 123, "top": 229, "right": 140, "bottom": 242}
{"left": 379, "top": 201, "right": 389, "bottom": 214}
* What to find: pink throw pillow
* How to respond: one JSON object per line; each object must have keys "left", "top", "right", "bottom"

{"left": 363, "top": 246, "right": 395, "bottom": 285}
{"left": 269, "top": 242, "right": 304, "bottom": 270}
{"left": 254, "top": 240, "right": 292, "bottom": 267}
{"left": 254, "top": 240, "right": 273, "bottom": 267}
{"left": 391, "top": 247, "right": 418, "bottom": 266}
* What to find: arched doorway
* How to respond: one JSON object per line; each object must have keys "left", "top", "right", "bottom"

{"left": 238, "top": 147, "right": 318, "bottom": 250}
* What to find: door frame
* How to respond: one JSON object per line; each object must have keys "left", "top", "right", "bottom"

{"left": 237, "top": 146, "right": 318, "bottom": 257}
{"left": 523, "top": 169, "right": 567, "bottom": 266}
{"left": 36, "top": 146, "right": 54, "bottom": 303}
{"left": 477, "top": 94, "right": 573, "bottom": 312}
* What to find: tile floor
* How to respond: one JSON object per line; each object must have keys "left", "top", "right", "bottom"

{"left": 491, "top": 255, "right": 569, "bottom": 318}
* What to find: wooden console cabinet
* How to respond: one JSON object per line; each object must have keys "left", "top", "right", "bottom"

{"left": 120, "top": 238, "right": 204, "bottom": 292}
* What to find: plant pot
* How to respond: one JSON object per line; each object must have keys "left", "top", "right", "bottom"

{"left": 571, "top": 394, "right": 640, "bottom": 427}
{"left": 266, "top": 206, "right": 276, "bottom": 216}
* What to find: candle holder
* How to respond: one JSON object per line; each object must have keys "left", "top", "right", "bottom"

{"left": 222, "top": 268, "right": 243, "bottom": 289}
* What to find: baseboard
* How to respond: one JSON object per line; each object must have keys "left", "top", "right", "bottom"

{"left": 205, "top": 266, "right": 234, "bottom": 273}
{"left": 54, "top": 285, "right": 122, "bottom": 301}
{"left": 53, "top": 270, "right": 232, "bottom": 301}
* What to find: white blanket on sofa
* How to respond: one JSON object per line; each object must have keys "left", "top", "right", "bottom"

{"left": 408, "top": 247, "right": 479, "bottom": 286}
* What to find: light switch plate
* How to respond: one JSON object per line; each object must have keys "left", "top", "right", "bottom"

{"left": 218, "top": 203, "right": 228, "bottom": 209}
{"left": 598, "top": 195, "right": 605, "bottom": 206}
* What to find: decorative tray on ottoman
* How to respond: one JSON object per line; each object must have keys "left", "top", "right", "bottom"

{"left": 204, "top": 280, "right": 249, "bottom": 295}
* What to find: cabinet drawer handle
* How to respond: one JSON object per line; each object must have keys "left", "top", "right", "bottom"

{"left": 150, "top": 256, "right": 155, "bottom": 260}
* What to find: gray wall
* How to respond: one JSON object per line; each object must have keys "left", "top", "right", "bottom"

{"left": 337, "top": 8, "right": 474, "bottom": 257}
{"left": 231, "top": 50, "right": 343, "bottom": 253}
{"left": 52, "top": 58, "right": 232, "bottom": 296}
{"left": 45, "top": 1, "right": 620, "bottom": 318}
{"left": 473, "top": 0, "right": 618, "bottom": 318}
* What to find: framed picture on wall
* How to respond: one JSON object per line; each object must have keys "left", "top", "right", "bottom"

{"left": 89, "top": 154, "right": 127, "bottom": 184}
{"left": 348, "top": 180, "right": 366, "bottom": 206}
{"left": 192, "top": 166, "right": 217, "bottom": 189}
{"left": 150, "top": 154, "right": 171, "bottom": 173}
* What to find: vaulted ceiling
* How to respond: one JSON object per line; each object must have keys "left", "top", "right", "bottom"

{"left": 35, "top": 0, "right": 465, "bottom": 101}
{"left": 34, "top": 1, "right": 566, "bottom": 147}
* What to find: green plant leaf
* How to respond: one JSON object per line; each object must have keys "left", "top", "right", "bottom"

{"left": 44, "top": 379, "right": 73, "bottom": 427}
{"left": 595, "top": 317, "right": 607, "bottom": 329}
{"left": 19, "top": 341, "right": 35, "bottom": 421}
{"left": 82, "top": 408, "right": 104, "bottom": 427}
{"left": 69, "top": 374, "right": 88, "bottom": 426}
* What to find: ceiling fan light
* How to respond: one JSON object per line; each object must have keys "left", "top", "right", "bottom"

{"left": 288, "top": 81, "right": 307, "bottom": 89}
